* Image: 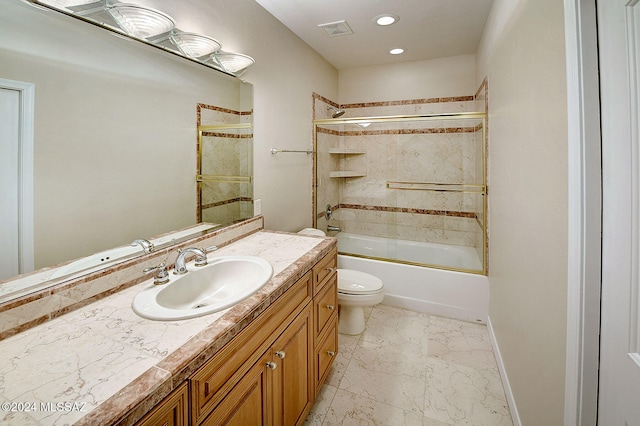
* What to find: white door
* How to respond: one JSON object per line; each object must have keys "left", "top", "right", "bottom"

{"left": 0, "top": 87, "right": 21, "bottom": 280}
{"left": 598, "top": 0, "right": 640, "bottom": 423}
{"left": 0, "top": 79, "right": 34, "bottom": 280}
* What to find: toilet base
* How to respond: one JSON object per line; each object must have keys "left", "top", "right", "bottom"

{"left": 338, "top": 305, "right": 366, "bottom": 335}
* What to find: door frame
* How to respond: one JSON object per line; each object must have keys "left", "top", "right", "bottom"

{"left": 563, "top": 0, "right": 602, "bottom": 425}
{"left": 0, "top": 78, "right": 35, "bottom": 274}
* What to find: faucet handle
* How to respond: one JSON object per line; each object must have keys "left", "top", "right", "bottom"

{"left": 192, "top": 246, "right": 217, "bottom": 267}
{"left": 143, "top": 262, "right": 170, "bottom": 285}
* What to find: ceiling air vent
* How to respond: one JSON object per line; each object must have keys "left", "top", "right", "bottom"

{"left": 318, "top": 20, "right": 353, "bottom": 37}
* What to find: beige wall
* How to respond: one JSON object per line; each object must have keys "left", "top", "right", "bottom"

{"left": 338, "top": 54, "right": 477, "bottom": 104}
{"left": 477, "top": 0, "right": 569, "bottom": 424}
{"left": 232, "top": 0, "right": 338, "bottom": 232}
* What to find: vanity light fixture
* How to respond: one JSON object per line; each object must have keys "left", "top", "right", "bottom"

{"left": 211, "top": 51, "right": 255, "bottom": 75}
{"left": 389, "top": 47, "right": 405, "bottom": 55}
{"left": 170, "top": 32, "right": 222, "bottom": 58}
{"left": 37, "top": 0, "right": 101, "bottom": 10}
{"left": 28, "top": 0, "right": 255, "bottom": 76}
{"left": 107, "top": 4, "right": 175, "bottom": 39}
{"left": 374, "top": 14, "right": 399, "bottom": 26}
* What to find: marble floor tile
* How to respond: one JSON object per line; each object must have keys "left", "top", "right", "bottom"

{"left": 305, "top": 385, "right": 337, "bottom": 426}
{"left": 360, "top": 305, "right": 431, "bottom": 350}
{"left": 306, "top": 304, "right": 513, "bottom": 426}
{"left": 423, "top": 358, "right": 512, "bottom": 426}
{"left": 323, "top": 389, "right": 424, "bottom": 426}
{"left": 427, "top": 315, "right": 498, "bottom": 372}
{"left": 340, "top": 353, "right": 426, "bottom": 414}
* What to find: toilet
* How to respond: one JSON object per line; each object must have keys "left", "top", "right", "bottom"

{"left": 298, "top": 228, "right": 384, "bottom": 335}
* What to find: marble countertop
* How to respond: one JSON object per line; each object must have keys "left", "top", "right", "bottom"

{"left": 0, "top": 231, "right": 334, "bottom": 425}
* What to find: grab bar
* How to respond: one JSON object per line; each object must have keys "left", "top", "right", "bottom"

{"left": 270, "top": 148, "right": 314, "bottom": 154}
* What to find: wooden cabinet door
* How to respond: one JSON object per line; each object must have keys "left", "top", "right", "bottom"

{"left": 135, "top": 382, "right": 189, "bottom": 426}
{"left": 200, "top": 351, "right": 272, "bottom": 426}
{"left": 270, "top": 305, "right": 313, "bottom": 426}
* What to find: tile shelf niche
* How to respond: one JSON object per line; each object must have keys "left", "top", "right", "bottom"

{"left": 329, "top": 149, "right": 366, "bottom": 178}
{"left": 329, "top": 171, "right": 367, "bottom": 178}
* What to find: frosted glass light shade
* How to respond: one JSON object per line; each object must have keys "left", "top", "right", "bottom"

{"left": 38, "top": 0, "right": 101, "bottom": 9}
{"left": 211, "top": 52, "right": 254, "bottom": 74}
{"left": 108, "top": 4, "right": 175, "bottom": 39}
{"left": 170, "top": 32, "right": 221, "bottom": 58}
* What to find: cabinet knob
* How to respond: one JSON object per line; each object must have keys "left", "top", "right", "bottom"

{"left": 266, "top": 361, "right": 277, "bottom": 370}
{"left": 275, "top": 350, "right": 286, "bottom": 359}
{"left": 326, "top": 267, "right": 336, "bottom": 273}
{"left": 327, "top": 351, "right": 336, "bottom": 357}
{"left": 325, "top": 304, "right": 335, "bottom": 311}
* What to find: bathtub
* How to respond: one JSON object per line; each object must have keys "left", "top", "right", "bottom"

{"left": 336, "top": 232, "right": 489, "bottom": 323}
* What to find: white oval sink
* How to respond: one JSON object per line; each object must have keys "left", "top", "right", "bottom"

{"left": 132, "top": 255, "right": 273, "bottom": 321}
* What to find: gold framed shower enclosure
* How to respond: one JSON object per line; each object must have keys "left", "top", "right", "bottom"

{"left": 313, "top": 112, "right": 488, "bottom": 275}
{"left": 197, "top": 123, "right": 254, "bottom": 226}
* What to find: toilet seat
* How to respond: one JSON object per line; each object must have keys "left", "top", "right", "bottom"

{"left": 337, "top": 269, "right": 383, "bottom": 295}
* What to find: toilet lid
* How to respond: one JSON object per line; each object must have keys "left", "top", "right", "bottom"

{"left": 337, "top": 269, "right": 383, "bottom": 295}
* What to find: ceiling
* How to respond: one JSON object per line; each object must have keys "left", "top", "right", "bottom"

{"left": 254, "top": 0, "right": 494, "bottom": 70}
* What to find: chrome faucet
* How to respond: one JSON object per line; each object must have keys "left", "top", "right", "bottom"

{"left": 174, "top": 246, "right": 217, "bottom": 275}
{"left": 131, "top": 239, "right": 154, "bottom": 254}
{"left": 327, "top": 225, "right": 341, "bottom": 232}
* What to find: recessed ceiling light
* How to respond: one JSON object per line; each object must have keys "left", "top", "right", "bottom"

{"left": 374, "top": 14, "right": 399, "bottom": 26}
{"left": 389, "top": 48, "right": 405, "bottom": 55}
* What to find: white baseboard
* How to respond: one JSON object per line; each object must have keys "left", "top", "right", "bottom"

{"left": 487, "top": 317, "right": 522, "bottom": 426}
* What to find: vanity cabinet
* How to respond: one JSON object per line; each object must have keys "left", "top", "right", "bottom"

{"left": 134, "top": 382, "right": 189, "bottom": 426}
{"left": 135, "top": 248, "right": 337, "bottom": 426}
{"left": 312, "top": 248, "right": 338, "bottom": 393}
{"left": 191, "top": 270, "right": 312, "bottom": 425}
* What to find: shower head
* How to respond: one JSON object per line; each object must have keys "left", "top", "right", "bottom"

{"left": 328, "top": 107, "right": 345, "bottom": 118}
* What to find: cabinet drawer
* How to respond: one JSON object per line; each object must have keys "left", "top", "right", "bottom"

{"left": 313, "top": 248, "right": 337, "bottom": 295}
{"left": 191, "top": 272, "right": 312, "bottom": 424}
{"left": 314, "top": 274, "right": 337, "bottom": 338}
{"left": 315, "top": 315, "right": 338, "bottom": 391}
{"left": 135, "top": 382, "right": 189, "bottom": 426}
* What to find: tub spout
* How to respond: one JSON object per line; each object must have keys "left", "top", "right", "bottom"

{"left": 327, "top": 225, "right": 341, "bottom": 232}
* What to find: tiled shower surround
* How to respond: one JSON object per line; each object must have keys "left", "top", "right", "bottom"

{"left": 197, "top": 103, "right": 253, "bottom": 225}
{"left": 313, "top": 90, "right": 487, "bottom": 272}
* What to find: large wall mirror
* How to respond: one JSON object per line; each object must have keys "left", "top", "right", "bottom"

{"left": 0, "top": 0, "right": 254, "bottom": 301}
